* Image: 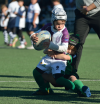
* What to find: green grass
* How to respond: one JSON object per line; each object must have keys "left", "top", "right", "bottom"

{"left": 0, "top": 32, "right": 100, "bottom": 104}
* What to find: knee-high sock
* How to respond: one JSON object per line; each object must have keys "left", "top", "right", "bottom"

{"left": 73, "top": 80, "right": 84, "bottom": 92}
{"left": 56, "top": 77, "right": 75, "bottom": 91}
{"left": 9, "top": 38, "right": 13, "bottom": 44}
{"left": 19, "top": 37, "right": 24, "bottom": 45}
{"left": 33, "top": 69, "right": 48, "bottom": 92}
{"left": 3, "top": 30, "right": 8, "bottom": 43}
{"left": 9, "top": 32, "right": 17, "bottom": 39}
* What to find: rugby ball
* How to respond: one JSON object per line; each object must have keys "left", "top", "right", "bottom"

{"left": 33, "top": 30, "right": 51, "bottom": 50}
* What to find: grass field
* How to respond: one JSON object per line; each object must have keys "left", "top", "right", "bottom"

{"left": 0, "top": 31, "right": 100, "bottom": 104}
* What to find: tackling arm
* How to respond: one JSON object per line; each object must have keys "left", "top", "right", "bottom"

{"left": 54, "top": 54, "right": 71, "bottom": 60}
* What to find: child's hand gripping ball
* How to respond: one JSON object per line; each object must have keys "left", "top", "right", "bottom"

{"left": 33, "top": 30, "right": 51, "bottom": 50}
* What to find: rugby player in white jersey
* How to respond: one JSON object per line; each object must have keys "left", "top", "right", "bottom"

{"left": 26, "top": 0, "right": 41, "bottom": 49}
{"left": 0, "top": 5, "right": 9, "bottom": 45}
{"left": 7, "top": 0, "right": 19, "bottom": 47}
{"left": 15, "top": 0, "right": 27, "bottom": 49}
{"left": 51, "top": 0, "right": 64, "bottom": 10}
{"left": 30, "top": 8, "right": 77, "bottom": 95}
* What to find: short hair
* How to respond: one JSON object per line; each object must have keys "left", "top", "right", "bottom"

{"left": 1, "top": 5, "right": 7, "bottom": 10}
{"left": 51, "top": 0, "right": 60, "bottom": 2}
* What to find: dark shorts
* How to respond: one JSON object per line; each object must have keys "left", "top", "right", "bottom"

{"left": 8, "top": 17, "right": 16, "bottom": 28}
{"left": 26, "top": 22, "right": 38, "bottom": 32}
{"left": 64, "top": 72, "right": 79, "bottom": 79}
{"left": 74, "top": 9, "right": 100, "bottom": 41}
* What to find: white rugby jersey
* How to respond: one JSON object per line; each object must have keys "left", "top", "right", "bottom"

{"left": 8, "top": 1, "right": 19, "bottom": 17}
{"left": 26, "top": 3, "right": 41, "bottom": 24}
{"left": 15, "top": 6, "right": 26, "bottom": 28}
{"left": 0, "top": 10, "right": 9, "bottom": 27}
{"left": 34, "top": 23, "right": 69, "bottom": 53}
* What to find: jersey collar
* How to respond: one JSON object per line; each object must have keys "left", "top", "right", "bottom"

{"left": 51, "top": 25, "right": 66, "bottom": 33}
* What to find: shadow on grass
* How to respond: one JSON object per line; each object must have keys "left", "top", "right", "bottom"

{"left": 0, "top": 86, "right": 36, "bottom": 90}
{"left": 1, "top": 75, "right": 99, "bottom": 81}
{"left": 0, "top": 89, "right": 100, "bottom": 103}
{"left": 0, "top": 75, "right": 33, "bottom": 79}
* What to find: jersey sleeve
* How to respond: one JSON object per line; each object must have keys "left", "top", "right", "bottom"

{"left": 8, "top": 4, "right": 12, "bottom": 13}
{"left": 34, "top": 3, "right": 41, "bottom": 14}
{"left": 49, "top": 28, "right": 69, "bottom": 52}
{"left": 94, "top": 0, "right": 100, "bottom": 7}
{"left": 21, "top": 7, "right": 26, "bottom": 16}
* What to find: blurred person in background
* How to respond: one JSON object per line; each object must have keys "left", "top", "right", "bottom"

{"left": 14, "top": 0, "right": 27, "bottom": 49}
{"left": 7, "top": 0, "right": 19, "bottom": 47}
{"left": 69, "top": 0, "right": 75, "bottom": 8}
{"left": 51, "top": 0, "right": 64, "bottom": 10}
{"left": 0, "top": 5, "right": 9, "bottom": 45}
{"left": 26, "top": 0, "right": 41, "bottom": 49}
{"left": 74, "top": 0, "right": 100, "bottom": 72}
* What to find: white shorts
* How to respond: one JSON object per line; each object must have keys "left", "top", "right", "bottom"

{"left": 37, "top": 55, "right": 67, "bottom": 75}
{"left": 1, "top": 18, "right": 9, "bottom": 27}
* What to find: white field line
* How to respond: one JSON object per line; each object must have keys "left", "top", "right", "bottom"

{"left": 0, "top": 81, "right": 36, "bottom": 82}
{"left": 0, "top": 80, "right": 100, "bottom": 83}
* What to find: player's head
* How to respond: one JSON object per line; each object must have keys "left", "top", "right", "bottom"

{"left": 18, "top": 0, "right": 24, "bottom": 6}
{"left": 67, "top": 34, "right": 80, "bottom": 55}
{"left": 51, "top": 8, "right": 67, "bottom": 31}
{"left": 1, "top": 5, "right": 7, "bottom": 13}
{"left": 51, "top": 0, "right": 60, "bottom": 6}
{"left": 31, "top": 0, "right": 37, "bottom": 4}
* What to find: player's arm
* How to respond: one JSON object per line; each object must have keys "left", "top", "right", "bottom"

{"left": 54, "top": 54, "right": 71, "bottom": 60}
{"left": 14, "top": 10, "right": 26, "bottom": 18}
{"left": 43, "top": 49, "right": 55, "bottom": 56}
{"left": 80, "top": 0, "right": 100, "bottom": 15}
{"left": 30, "top": 23, "right": 52, "bottom": 42}
{"left": 48, "top": 42, "right": 68, "bottom": 53}
{"left": 4, "top": 5, "right": 11, "bottom": 20}
{"left": 33, "top": 13, "right": 39, "bottom": 28}
{"left": 48, "top": 31, "right": 69, "bottom": 52}
{"left": 14, "top": 12, "right": 22, "bottom": 17}
{"left": 3, "top": 12, "right": 10, "bottom": 20}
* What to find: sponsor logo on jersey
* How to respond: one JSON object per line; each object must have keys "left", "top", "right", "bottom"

{"left": 65, "top": 39, "right": 69, "bottom": 42}
{"left": 66, "top": 34, "right": 69, "bottom": 38}
{"left": 56, "top": 36, "right": 60, "bottom": 43}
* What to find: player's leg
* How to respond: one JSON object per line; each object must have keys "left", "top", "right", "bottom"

{"left": 7, "top": 17, "right": 18, "bottom": 47}
{"left": 3, "top": 27, "right": 9, "bottom": 45}
{"left": 42, "top": 73, "right": 59, "bottom": 86}
{"left": 74, "top": 9, "right": 91, "bottom": 70}
{"left": 12, "top": 27, "right": 18, "bottom": 47}
{"left": 51, "top": 61, "right": 76, "bottom": 91}
{"left": 69, "top": 75, "right": 91, "bottom": 97}
{"left": 90, "top": 11, "right": 100, "bottom": 39}
{"left": 17, "top": 28, "right": 25, "bottom": 49}
{"left": 22, "top": 35, "right": 27, "bottom": 46}
{"left": 33, "top": 67, "right": 49, "bottom": 94}
{"left": 7, "top": 28, "right": 13, "bottom": 46}
{"left": 33, "top": 56, "right": 52, "bottom": 95}
{"left": 26, "top": 22, "right": 35, "bottom": 49}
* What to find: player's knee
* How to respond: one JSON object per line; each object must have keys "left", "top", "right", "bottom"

{"left": 69, "top": 75, "right": 77, "bottom": 82}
